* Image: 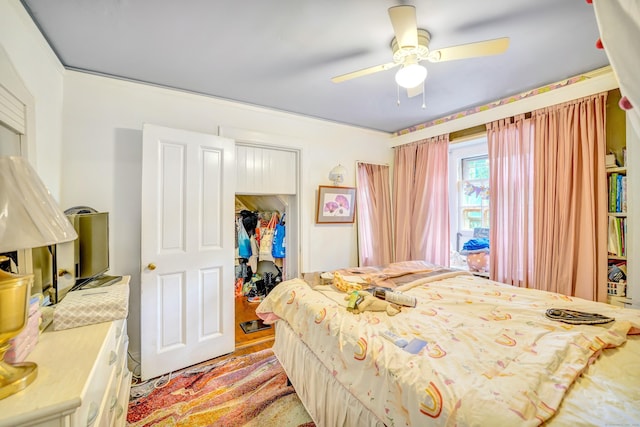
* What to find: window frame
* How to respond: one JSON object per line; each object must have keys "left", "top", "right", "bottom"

{"left": 448, "top": 137, "right": 488, "bottom": 260}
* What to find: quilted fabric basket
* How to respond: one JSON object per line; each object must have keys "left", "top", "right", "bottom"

{"left": 53, "top": 282, "right": 129, "bottom": 331}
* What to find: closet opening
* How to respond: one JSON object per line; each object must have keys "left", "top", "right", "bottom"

{"left": 234, "top": 194, "right": 298, "bottom": 349}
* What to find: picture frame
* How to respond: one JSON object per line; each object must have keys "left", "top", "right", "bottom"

{"left": 316, "top": 185, "right": 356, "bottom": 224}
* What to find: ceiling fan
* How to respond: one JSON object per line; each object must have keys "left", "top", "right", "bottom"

{"left": 331, "top": 5, "right": 510, "bottom": 98}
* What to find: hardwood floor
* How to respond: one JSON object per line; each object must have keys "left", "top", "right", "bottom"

{"left": 195, "top": 297, "right": 275, "bottom": 369}
{"left": 235, "top": 295, "right": 275, "bottom": 350}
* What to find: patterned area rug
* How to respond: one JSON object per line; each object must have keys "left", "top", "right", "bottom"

{"left": 127, "top": 348, "right": 315, "bottom": 427}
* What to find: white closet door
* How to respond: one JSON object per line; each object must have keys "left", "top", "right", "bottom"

{"left": 236, "top": 145, "right": 297, "bottom": 194}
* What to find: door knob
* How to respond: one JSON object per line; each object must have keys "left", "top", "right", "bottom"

{"left": 147, "top": 263, "right": 157, "bottom": 271}
{"left": 58, "top": 269, "right": 71, "bottom": 279}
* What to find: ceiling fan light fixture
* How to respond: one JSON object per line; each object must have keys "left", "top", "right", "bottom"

{"left": 395, "top": 63, "right": 427, "bottom": 89}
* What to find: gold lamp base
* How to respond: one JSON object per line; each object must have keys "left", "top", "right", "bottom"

{"left": 0, "top": 269, "right": 38, "bottom": 400}
{"left": 0, "top": 361, "right": 38, "bottom": 400}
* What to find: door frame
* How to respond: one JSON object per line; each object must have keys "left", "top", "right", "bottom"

{"left": 0, "top": 45, "right": 37, "bottom": 278}
{"left": 218, "top": 126, "right": 302, "bottom": 280}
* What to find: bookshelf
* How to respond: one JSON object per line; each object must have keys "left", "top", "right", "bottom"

{"left": 607, "top": 165, "right": 627, "bottom": 303}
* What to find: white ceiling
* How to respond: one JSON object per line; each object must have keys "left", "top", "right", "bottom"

{"left": 20, "top": 0, "right": 609, "bottom": 134}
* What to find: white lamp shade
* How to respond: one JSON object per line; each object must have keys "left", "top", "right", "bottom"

{"left": 0, "top": 156, "right": 77, "bottom": 252}
{"left": 329, "top": 164, "right": 347, "bottom": 185}
{"left": 395, "top": 63, "right": 427, "bottom": 89}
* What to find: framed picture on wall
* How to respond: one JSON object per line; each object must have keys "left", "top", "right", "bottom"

{"left": 316, "top": 185, "right": 356, "bottom": 224}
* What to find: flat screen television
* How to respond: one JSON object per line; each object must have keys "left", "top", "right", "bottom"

{"left": 77, "top": 212, "right": 110, "bottom": 281}
{"left": 67, "top": 211, "right": 110, "bottom": 285}
{"left": 51, "top": 211, "right": 113, "bottom": 302}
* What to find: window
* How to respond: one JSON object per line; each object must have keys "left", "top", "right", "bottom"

{"left": 448, "top": 138, "right": 489, "bottom": 267}
{"left": 460, "top": 156, "right": 490, "bottom": 231}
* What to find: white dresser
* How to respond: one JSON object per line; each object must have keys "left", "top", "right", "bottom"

{"left": 0, "top": 278, "right": 132, "bottom": 427}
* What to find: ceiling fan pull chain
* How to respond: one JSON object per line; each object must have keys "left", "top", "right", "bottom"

{"left": 422, "top": 81, "right": 426, "bottom": 109}
{"left": 397, "top": 84, "right": 400, "bottom": 106}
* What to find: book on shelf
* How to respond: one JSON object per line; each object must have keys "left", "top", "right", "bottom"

{"left": 607, "top": 216, "right": 627, "bottom": 257}
{"left": 608, "top": 172, "right": 627, "bottom": 213}
{"left": 621, "top": 175, "right": 627, "bottom": 212}
{"left": 608, "top": 260, "right": 627, "bottom": 279}
{"left": 609, "top": 173, "right": 617, "bottom": 213}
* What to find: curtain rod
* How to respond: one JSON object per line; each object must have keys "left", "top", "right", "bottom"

{"left": 355, "top": 161, "right": 389, "bottom": 166}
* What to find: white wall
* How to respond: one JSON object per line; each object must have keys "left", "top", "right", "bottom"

{"left": 60, "top": 71, "right": 392, "bottom": 355}
{"left": 0, "top": 0, "right": 66, "bottom": 198}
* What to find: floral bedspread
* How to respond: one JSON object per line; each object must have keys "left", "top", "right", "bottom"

{"left": 256, "top": 270, "right": 640, "bottom": 426}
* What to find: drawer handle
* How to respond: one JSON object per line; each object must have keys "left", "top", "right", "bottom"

{"left": 109, "top": 351, "right": 117, "bottom": 365}
{"left": 86, "top": 402, "right": 99, "bottom": 426}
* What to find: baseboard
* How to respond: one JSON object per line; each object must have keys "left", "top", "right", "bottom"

{"left": 128, "top": 349, "right": 142, "bottom": 377}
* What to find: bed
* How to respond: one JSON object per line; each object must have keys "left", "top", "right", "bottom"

{"left": 256, "top": 261, "right": 640, "bottom": 426}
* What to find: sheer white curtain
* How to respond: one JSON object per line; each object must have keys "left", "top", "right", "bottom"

{"left": 393, "top": 135, "right": 450, "bottom": 265}
{"left": 356, "top": 163, "right": 393, "bottom": 266}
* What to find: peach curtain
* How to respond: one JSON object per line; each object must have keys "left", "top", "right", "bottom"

{"left": 393, "top": 135, "right": 450, "bottom": 265}
{"left": 486, "top": 115, "right": 535, "bottom": 287}
{"left": 356, "top": 162, "right": 393, "bottom": 266}
{"left": 532, "top": 93, "right": 608, "bottom": 301}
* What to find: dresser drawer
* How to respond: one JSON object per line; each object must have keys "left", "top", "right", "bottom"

{"left": 74, "top": 321, "right": 121, "bottom": 427}
{"left": 112, "top": 370, "right": 132, "bottom": 427}
{"left": 110, "top": 346, "right": 132, "bottom": 427}
{"left": 107, "top": 334, "right": 129, "bottom": 426}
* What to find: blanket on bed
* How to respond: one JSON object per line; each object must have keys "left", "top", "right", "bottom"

{"left": 330, "top": 260, "right": 458, "bottom": 289}
{"left": 257, "top": 266, "right": 640, "bottom": 426}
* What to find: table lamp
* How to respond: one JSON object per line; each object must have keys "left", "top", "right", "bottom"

{"left": 0, "top": 156, "right": 77, "bottom": 400}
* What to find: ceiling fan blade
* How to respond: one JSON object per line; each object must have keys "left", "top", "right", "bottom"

{"left": 407, "top": 85, "right": 423, "bottom": 98}
{"left": 331, "top": 62, "right": 399, "bottom": 83}
{"left": 388, "top": 5, "right": 418, "bottom": 48}
{"left": 428, "top": 37, "right": 510, "bottom": 62}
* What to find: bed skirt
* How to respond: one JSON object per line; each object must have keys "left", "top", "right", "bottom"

{"left": 273, "top": 321, "right": 386, "bottom": 427}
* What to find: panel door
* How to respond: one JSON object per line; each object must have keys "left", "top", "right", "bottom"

{"left": 140, "top": 124, "right": 235, "bottom": 380}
